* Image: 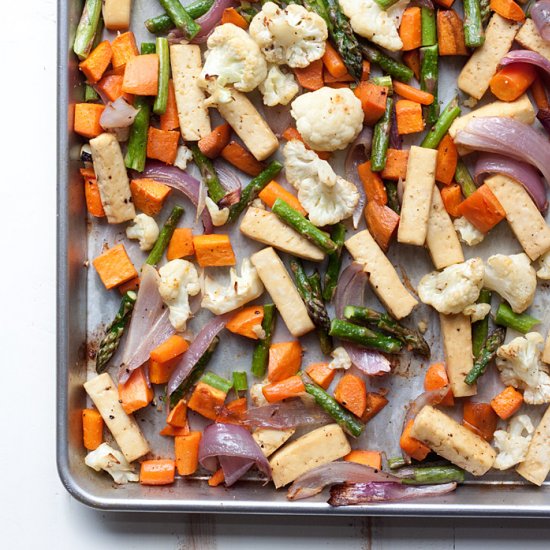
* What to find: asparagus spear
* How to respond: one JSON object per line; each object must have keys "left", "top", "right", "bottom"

{"left": 388, "top": 456, "right": 408, "bottom": 470}
{"left": 159, "top": 0, "right": 201, "bottom": 40}
{"left": 145, "top": 205, "right": 185, "bottom": 266}
{"left": 329, "top": 319, "right": 402, "bottom": 354}
{"left": 309, "top": 272, "right": 333, "bottom": 355}
{"left": 304, "top": 382, "right": 365, "bottom": 437}
{"left": 153, "top": 37, "right": 170, "bottom": 115}
{"left": 170, "top": 337, "right": 219, "bottom": 407}
{"left": 421, "top": 8, "right": 437, "bottom": 47}
{"left": 145, "top": 0, "right": 215, "bottom": 34}
{"left": 371, "top": 96, "right": 393, "bottom": 171}
{"left": 343, "top": 306, "right": 430, "bottom": 357}
{"left": 227, "top": 161, "right": 283, "bottom": 223}
{"left": 73, "top": 0, "right": 103, "bottom": 60}
{"left": 95, "top": 291, "right": 137, "bottom": 373}
{"left": 421, "top": 98, "right": 461, "bottom": 149}
{"left": 471, "top": 289, "right": 492, "bottom": 358}
{"left": 495, "top": 302, "right": 540, "bottom": 334}
{"left": 232, "top": 371, "right": 248, "bottom": 394}
{"left": 140, "top": 42, "right": 156, "bottom": 54}
{"left": 84, "top": 84, "right": 100, "bottom": 102}
{"left": 272, "top": 199, "right": 337, "bottom": 254}
{"left": 385, "top": 181, "right": 401, "bottom": 214}
{"left": 479, "top": 0, "right": 491, "bottom": 25}
{"left": 420, "top": 45, "right": 439, "bottom": 126}
{"left": 455, "top": 159, "right": 477, "bottom": 198}
{"left": 251, "top": 304, "right": 277, "bottom": 378}
{"left": 374, "top": 0, "right": 400, "bottom": 8}
{"left": 463, "top": 0, "right": 485, "bottom": 48}
{"left": 201, "top": 372, "right": 233, "bottom": 393}
{"left": 125, "top": 97, "right": 150, "bottom": 172}
{"left": 465, "top": 327, "right": 506, "bottom": 385}
{"left": 237, "top": 3, "right": 262, "bottom": 23}
{"left": 359, "top": 42, "right": 413, "bottom": 83}
{"left": 322, "top": 223, "right": 346, "bottom": 302}
{"left": 190, "top": 144, "right": 227, "bottom": 203}
{"left": 399, "top": 465, "right": 465, "bottom": 485}
{"left": 370, "top": 75, "right": 393, "bottom": 94}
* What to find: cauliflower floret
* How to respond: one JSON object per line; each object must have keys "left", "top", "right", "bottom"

{"left": 291, "top": 87, "right": 364, "bottom": 151}
{"left": 158, "top": 260, "right": 201, "bottom": 331}
{"left": 250, "top": 383, "right": 269, "bottom": 407}
{"left": 259, "top": 64, "right": 299, "bottom": 106}
{"left": 174, "top": 145, "right": 193, "bottom": 171}
{"left": 417, "top": 258, "right": 484, "bottom": 315}
{"left": 85, "top": 443, "right": 138, "bottom": 484}
{"left": 484, "top": 253, "right": 536, "bottom": 314}
{"left": 328, "top": 347, "right": 352, "bottom": 370}
{"left": 126, "top": 214, "right": 159, "bottom": 251}
{"left": 536, "top": 250, "right": 550, "bottom": 280}
{"left": 462, "top": 303, "right": 491, "bottom": 323}
{"left": 249, "top": 2, "right": 328, "bottom": 68}
{"left": 339, "top": 0, "right": 403, "bottom": 52}
{"left": 497, "top": 332, "right": 550, "bottom": 405}
{"left": 453, "top": 216, "right": 485, "bottom": 246}
{"left": 200, "top": 23, "right": 267, "bottom": 103}
{"left": 283, "top": 140, "right": 359, "bottom": 226}
{"left": 493, "top": 415, "right": 535, "bottom": 470}
{"left": 201, "top": 259, "right": 264, "bottom": 315}
{"left": 205, "top": 196, "right": 229, "bottom": 227}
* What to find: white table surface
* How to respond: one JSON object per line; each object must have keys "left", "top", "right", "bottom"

{"left": 3, "top": 0, "right": 550, "bottom": 546}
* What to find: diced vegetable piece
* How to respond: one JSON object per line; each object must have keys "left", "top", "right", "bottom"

{"left": 150, "top": 335, "right": 189, "bottom": 363}
{"left": 198, "top": 123, "right": 231, "bottom": 159}
{"left": 334, "top": 373, "right": 367, "bottom": 418}
{"left": 489, "top": 0, "right": 525, "bottom": 22}
{"left": 490, "top": 63, "right": 536, "bottom": 102}
{"left": 258, "top": 181, "right": 306, "bottom": 215}
{"left": 281, "top": 127, "right": 331, "bottom": 160}
{"left": 252, "top": 428, "right": 295, "bottom": 458}
{"left": 400, "top": 7, "right": 422, "bottom": 51}
{"left": 166, "top": 227, "right": 194, "bottom": 260}
{"left": 221, "top": 141, "right": 266, "bottom": 176}
{"left": 251, "top": 304, "right": 277, "bottom": 378}
{"left": 294, "top": 59, "right": 324, "bottom": 91}
{"left": 396, "top": 99, "right": 425, "bottom": 134}
{"left": 216, "top": 397, "right": 248, "bottom": 424}
{"left": 491, "top": 386, "right": 524, "bottom": 420}
{"left": 201, "top": 372, "right": 233, "bottom": 393}
{"left": 435, "top": 134, "right": 458, "bottom": 185}
{"left": 515, "top": 19, "right": 550, "bottom": 63}
{"left": 463, "top": 402, "right": 498, "bottom": 441}
{"left": 159, "top": 80, "right": 180, "bottom": 131}
{"left": 193, "top": 234, "right": 236, "bottom": 267}
{"left": 400, "top": 419, "right": 431, "bottom": 461}
{"left": 92, "top": 244, "right": 138, "bottom": 290}
{"left": 516, "top": 404, "right": 550, "bottom": 485}
{"left": 96, "top": 74, "right": 132, "bottom": 103}
{"left": 322, "top": 42, "right": 348, "bottom": 78}
{"left": 160, "top": 424, "right": 189, "bottom": 437}
{"left": 344, "top": 450, "right": 382, "bottom": 470}
{"left": 74, "top": 103, "right": 104, "bottom": 138}
{"left": 73, "top": 0, "right": 102, "bottom": 61}
{"left": 140, "top": 459, "right": 176, "bottom": 485}
{"left": 440, "top": 184, "right": 463, "bottom": 217}
{"left": 79, "top": 41, "right": 112, "bottom": 84}
{"left": 221, "top": 6, "right": 248, "bottom": 28}
{"left": 494, "top": 302, "right": 540, "bottom": 334}
{"left": 268, "top": 341, "right": 302, "bottom": 383}
{"left": 227, "top": 306, "right": 264, "bottom": 339}
{"left": 150, "top": 358, "right": 179, "bottom": 385}
{"left": 456, "top": 183, "right": 505, "bottom": 234}
{"left": 357, "top": 161, "right": 387, "bottom": 205}
{"left": 118, "top": 366, "right": 154, "bottom": 415}
{"left": 81, "top": 169, "right": 105, "bottom": 217}
{"left": 437, "top": 10, "right": 467, "bottom": 56}
{"left": 122, "top": 54, "right": 159, "bottom": 96}
{"left": 354, "top": 82, "right": 388, "bottom": 125}
{"left": 187, "top": 381, "right": 227, "bottom": 420}
{"left": 112, "top": 32, "right": 139, "bottom": 70}
{"left": 130, "top": 178, "right": 171, "bottom": 217}
{"left": 175, "top": 432, "right": 202, "bottom": 475}
{"left": 402, "top": 50, "right": 421, "bottom": 80}
{"left": 208, "top": 468, "right": 225, "bottom": 486}
{"left": 381, "top": 149, "right": 409, "bottom": 181}
{"left": 166, "top": 399, "right": 188, "bottom": 428}
{"left": 362, "top": 392, "right": 389, "bottom": 423}
{"left": 103, "top": 0, "right": 131, "bottom": 30}
{"left": 393, "top": 81, "right": 434, "bottom": 105}
{"left": 263, "top": 375, "right": 306, "bottom": 403}
{"left": 424, "top": 362, "right": 454, "bottom": 406}
{"left": 365, "top": 201, "right": 400, "bottom": 253}
{"left": 82, "top": 408, "right": 103, "bottom": 450}
{"left": 305, "top": 362, "right": 335, "bottom": 390}
{"left": 146, "top": 127, "right": 180, "bottom": 165}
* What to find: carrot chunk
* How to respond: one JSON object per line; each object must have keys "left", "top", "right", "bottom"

{"left": 82, "top": 408, "right": 103, "bottom": 450}
{"left": 167, "top": 228, "right": 194, "bottom": 260}
{"left": 146, "top": 127, "right": 180, "bottom": 165}
{"left": 396, "top": 99, "right": 425, "bottom": 134}
{"left": 258, "top": 181, "right": 306, "bottom": 215}
{"left": 167, "top": 399, "right": 188, "bottom": 428}
{"left": 118, "top": 366, "right": 154, "bottom": 415}
{"left": 402, "top": 50, "right": 421, "bottom": 81}
{"left": 140, "top": 459, "right": 176, "bottom": 486}
{"left": 435, "top": 134, "right": 458, "bottom": 185}
{"left": 193, "top": 234, "right": 236, "bottom": 267}
{"left": 294, "top": 59, "right": 324, "bottom": 91}
{"left": 305, "top": 362, "right": 335, "bottom": 390}
{"left": 221, "top": 141, "right": 266, "bottom": 176}
{"left": 118, "top": 276, "right": 140, "bottom": 295}
{"left": 334, "top": 373, "right": 368, "bottom": 417}
{"left": 175, "top": 432, "right": 203, "bottom": 475}
{"left": 489, "top": 0, "right": 526, "bottom": 22}
{"left": 322, "top": 42, "right": 348, "bottom": 78}
{"left": 381, "top": 149, "right": 409, "bottom": 181}
{"left": 267, "top": 341, "right": 303, "bottom": 382}
{"left": 150, "top": 335, "right": 189, "bottom": 363}
{"left": 130, "top": 178, "right": 171, "bottom": 216}
{"left": 463, "top": 402, "right": 498, "bottom": 441}
{"left": 79, "top": 41, "right": 113, "bottom": 84}
{"left": 490, "top": 63, "right": 537, "bottom": 102}
{"left": 187, "top": 382, "right": 227, "bottom": 420}
{"left": 92, "top": 243, "right": 138, "bottom": 289}
{"left": 399, "top": 7, "right": 422, "bottom": 51}
{"left": 220, "top": 7, "right": 249, "bottom": 28}
{"left": 80, "top": 168, "right": 105, "bottom": 217}
{"left": 424, "top": 362, "right": 454, "bottom": 407}
{"left": 198, "top": 123, "right": 232, "bottom": 159}
{"left": 440, "top": 184, "right": 464, "bottom": 218}
{"left": 111, "top": 32, "right": 139, "bottom": 70}
{"left": 74, "top": 103, "right": 105, "bottom": 139}
{"left": 365, "top": 201, "right": 400, "bottom": 253}
{"left": 491, "top": 386, "right": 524, "bottom": 420}
{"left": 354, "top": 82, "right": 388, "bottom": 125}
{"left": 437, "top": 10, "right": 468, "bottom": 56}
{"left": 358, "top": 160, "right": 388, "bottom": 204}
{"left": 400, "top": 419, "right": 431, "bottom": 461}
{"left": 344, "top": 450, "right": 382, "bottom": 470}
{"left": 362, "top": 392, "right": 389, "bottom": 422}
{"left": 122, "top": 54, "right": 159, "bottom": 96}
{"left": 456, "top": 184, "right": 505, "bottom": 233}
{"left": 160, "top": 80, "right": 180, "bottom": 131}
{"left": 208, "top": 468, "right": 225, "bottom": 486}
{"left": 393, "top": 81, "right": 434, "bottom": 105}
{"left": 227, "top": 306, "right": 264, "bottom": 339}
{"left": 262, "top": 375, "right": 306, "bottom": 403}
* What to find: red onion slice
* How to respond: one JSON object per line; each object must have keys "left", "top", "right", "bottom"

{"left": 532, "top": 1, "right": 550, "bottom": 42}
{"left": 139, "top": 162, "right": 214, "bottom": 233}
{"left": 500, "top": 49, "right": 550, "bottom": 77}
{"left": 287, "top": 461, "right": 398, "bottom": 501}
{"left": 243, "top": 400, "right": 331, "bottom": 429}
{"left": 214, "top": 159, "right": 243, "bottom": 201}
{"left": 455, "top": 117, "right": 550, "bottom": 184}
{"left": 198, "top": 423, "right": 271, "bottom": 486}
{"left": 99, "top": 97, "right": 138, "bottom": 129}
{"left": 403, "top": 385, "right": 451, "bottom": 429}
{"left": 191, "top": 0, "right": 238, "bottom": 44}
{"left": 167, "top": 313, "right": 230, "bottom": 395}
{"left": 328, "top": 481, "right": 457, "bottom": 506}
{"left": 537, "top": 107, "right": 550, "bottom": 136}
{"left": 474, "top": 153, "right": 548, "bottom": 211}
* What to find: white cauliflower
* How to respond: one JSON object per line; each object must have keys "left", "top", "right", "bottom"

{"left": 201, "top": 259, "right": 264, "bottom": 315}
{"left": 174, "top": 145, "right": 193, "bottom": 171}
{"left": 200, "top": 23, "right": 267, "bottom": 103}
{"left": 417, "top": 258, "right": 484, "bottom": 315}
{"left": 259, "top": 64, "right": 299, "bottom": 107}
{"left": 328, "top": 347, "right": 352, "bottom": 370}
{"left": 205, "top": 196, "right": 229, "bottom": 227}
{"left": 493, "top": 415, "right": 535, "bottom": 470}
{"left": 484, "top": 253, "right": 536, "bottom": 314}
{"left": 158, "top": 259, "right": 201, "bottom": 331}
{"left": 536, "top": 250, "right": 550, "bottom": 280}
{"left": 339, "top": 0, "right": 403, "bottom": 52}
{"left": 249, "top": 2, "right": 328, "bottom": 68}
{"left": 462, "top": 303, "right": 491, "bottom": 323}
{"left": 250, "top": 383, "right": 269, "bottom": 407}
{"left": 291, "top": 87, "right": 364, "bottom": 151}
{"left": 283, "top": 140, "right": 359, "bottom": 226}
{"left": 85, "top": 443, "right": 138, "bottom": 484}
{"left": 125, "top": 214, "right": 159, "bottom": 251}
{"left": 453, "top": 216, "right": 485, "bottom": 246}
{"left": 497, "top": 332, "right": 550, "bottom": 405}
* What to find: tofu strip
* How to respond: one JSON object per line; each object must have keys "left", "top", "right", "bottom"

{"left": 269, "top": 424, "right": 351, "bottom": 488}
{"left": 397, "top": 146, "right": 437, "bottom": 246}
{"left": 410, "top": 405, "right": 496, "bottom": 476}
{"left": 84, "top": 373, "right": 150, "bottom": 463}
{"left": 439, "top": 313, "right": 476, "bottom": 397}
{"left": 209, "top": 86, "right": 279, "bottom": 161}
{"left": 345, "top": 230, "right": 418, "bottom": 319}
{"left": 89, "top": 133, "right": 136, "bottom": 224}
{"left": 170, "top": 45, "right": 211, "bottom": 141}
{"left": 426, "top": 187, "right": 464, "bottom": 269}
{"left": 103, "top": 0, "right": 131, "bottom": 30}
{"left": 253, "top": 428, "right": 295, "bottom": 458}
{"left": 250, "top": 247, "right": 315, "bottom": 337}
{"left": 515, "top": 19, "right": 550, "bottom": 62}
{"left": 542, "top": 330, "right": 550, "bottom": 365}
{"left": 485, "top": 175, "right": 550, "bottom": 261}
{"left": 516, "top": 405, "right": 550, "bottom": 485}
{"left": 240, "top": 207, "right": 324, "bottom": 262}
{"left": 458, "top": 14, "right": 520, "bottom": 100}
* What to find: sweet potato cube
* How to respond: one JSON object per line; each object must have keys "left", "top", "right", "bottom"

{"left": 193, "top": 234, "right": 236, "bottom": 267}
{"left": 146, "top": 127, "right": 180, "bottom": 165}
{"left": 92, "top": 243, "right": 138, "bottom": 289}
{"left": 130, "top": 178, "right": 171, "bottom": 216}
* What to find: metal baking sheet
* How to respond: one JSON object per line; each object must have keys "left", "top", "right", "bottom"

{"left": 57, "top": 0, "right": 550, "bottom": 515}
